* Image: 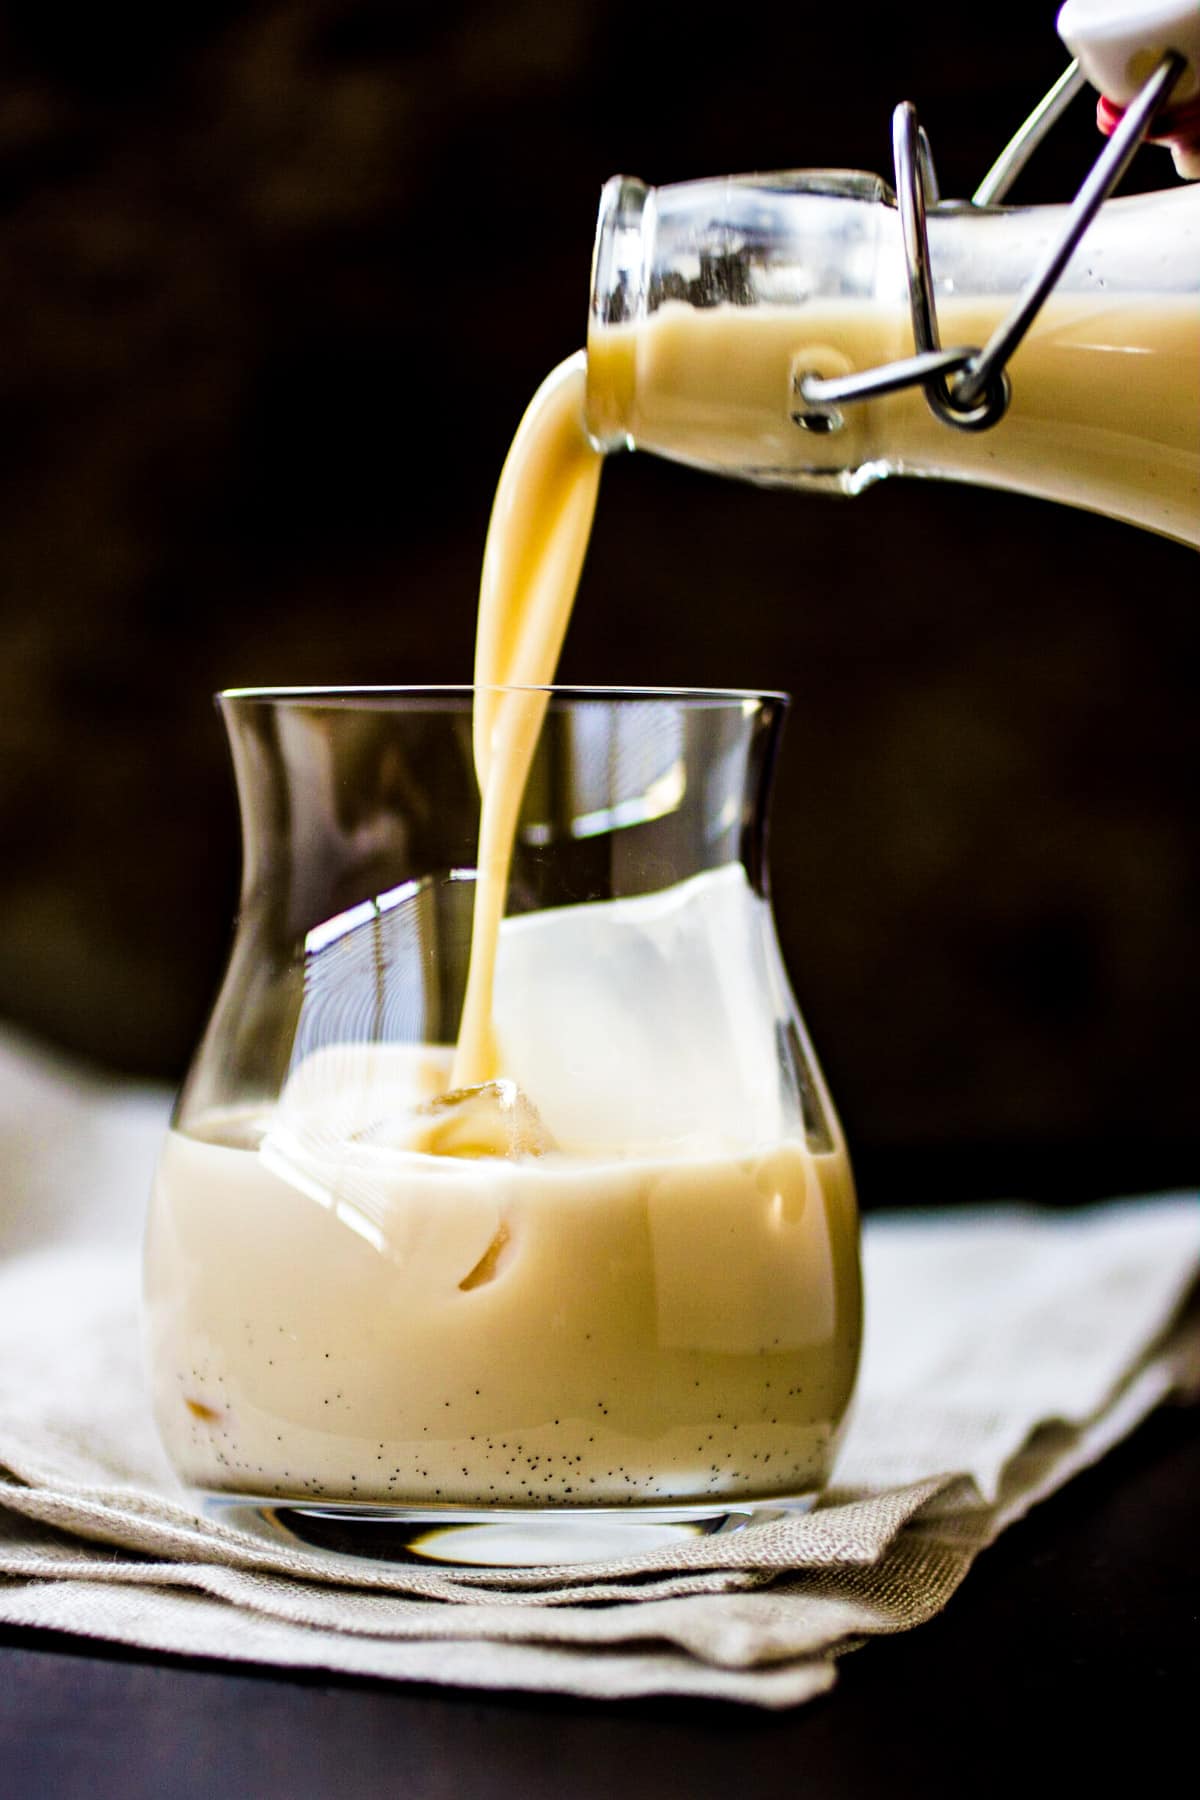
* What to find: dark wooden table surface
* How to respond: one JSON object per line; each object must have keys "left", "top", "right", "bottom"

{"left": 1, "top": 1404, "right": 1195, "bottom": 1799}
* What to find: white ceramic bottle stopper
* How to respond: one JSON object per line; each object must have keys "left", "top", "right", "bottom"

{"left": 1057, "top": 0, "right": 1200, "bottom": 174}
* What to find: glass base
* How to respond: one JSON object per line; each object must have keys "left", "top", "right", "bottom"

{"left": 199, "top": 1490, "right": 820, "bottom": 1570}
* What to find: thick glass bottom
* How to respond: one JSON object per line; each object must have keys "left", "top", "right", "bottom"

{"left": 199, "top": 1489, "right": 820, "bottom": 1569}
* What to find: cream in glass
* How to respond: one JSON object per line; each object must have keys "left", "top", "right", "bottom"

{"left": 145, "top": 691, "right": 862, "bottom": 1563}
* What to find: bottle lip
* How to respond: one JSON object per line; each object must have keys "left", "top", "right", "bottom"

{"left": 219, "top": 684, "right": 791, "bottom": 707}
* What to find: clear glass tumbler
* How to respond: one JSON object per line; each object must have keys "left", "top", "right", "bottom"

{"left": 144, "top": 686, "right": 862, "bottom": 1567}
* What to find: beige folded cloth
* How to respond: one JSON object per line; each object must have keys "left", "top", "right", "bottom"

{"left": 1, "top": 1029, "right": 1196, "bottom": 1707}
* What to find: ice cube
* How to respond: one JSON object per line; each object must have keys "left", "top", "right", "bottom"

{"left": 398, "top": 1080, "right": 557, "bottom": 1160}
{"left": 491, "top": 863, "right": 784, "bottom": 1154}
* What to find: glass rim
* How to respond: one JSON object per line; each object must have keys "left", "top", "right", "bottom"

{"left": 218, "top": 683, "right": 790, "bottom": 706}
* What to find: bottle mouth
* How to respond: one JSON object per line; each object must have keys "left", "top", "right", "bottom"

{"left": 589, "top": 175, "right": 650, "bottom": 330}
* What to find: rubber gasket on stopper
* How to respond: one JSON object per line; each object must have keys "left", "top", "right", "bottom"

{"left": 1097, "top": 88, "right": 1200, "bottom": 174}
{"left": 1097, "top": 85, "right": 1200, "bottom": 138}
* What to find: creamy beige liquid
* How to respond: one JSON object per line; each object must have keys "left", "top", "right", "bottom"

{"left": 453, "top": 351, "right": 603, "bottom": 1089}
{"left": 147, "top": 1051, "right": 860, "bottom": 1506}
{"left": 587, "top": 293, "right": 1200, "bottom": 544}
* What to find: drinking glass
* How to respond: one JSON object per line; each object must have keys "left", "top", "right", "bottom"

{"left": 144, "top": 686, "right": 862, "bottom": 1567}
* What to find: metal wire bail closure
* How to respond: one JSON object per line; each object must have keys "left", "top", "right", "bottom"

{"left": 796, "top": 51, "right": 1187, "bottom": 436}
{"left": 891, "top": 102, "right": 1012, "bottom": 432}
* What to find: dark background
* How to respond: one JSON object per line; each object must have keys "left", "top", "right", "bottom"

{"left": 0, "top": 0, "right": 1195, "bottom": 1202}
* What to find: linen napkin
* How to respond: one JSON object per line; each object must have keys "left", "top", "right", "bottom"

{"left": 0, "top": 1028, "right": 1196, "bottom": 1708}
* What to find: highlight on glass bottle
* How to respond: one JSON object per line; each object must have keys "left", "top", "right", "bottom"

{"left": 144, "top": 687, "right": 862, "bottom": 1568}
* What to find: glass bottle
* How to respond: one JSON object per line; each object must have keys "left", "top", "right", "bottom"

{"left": 587, "top": 173, "right": 1200, "bottom": 545}
{"left": 144, "top": 686, "right": 862, "bottom": 1568}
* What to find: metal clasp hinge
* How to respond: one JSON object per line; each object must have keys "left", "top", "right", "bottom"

{"left": 795, "top": 51, "right": 1187, "bottom": 435}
